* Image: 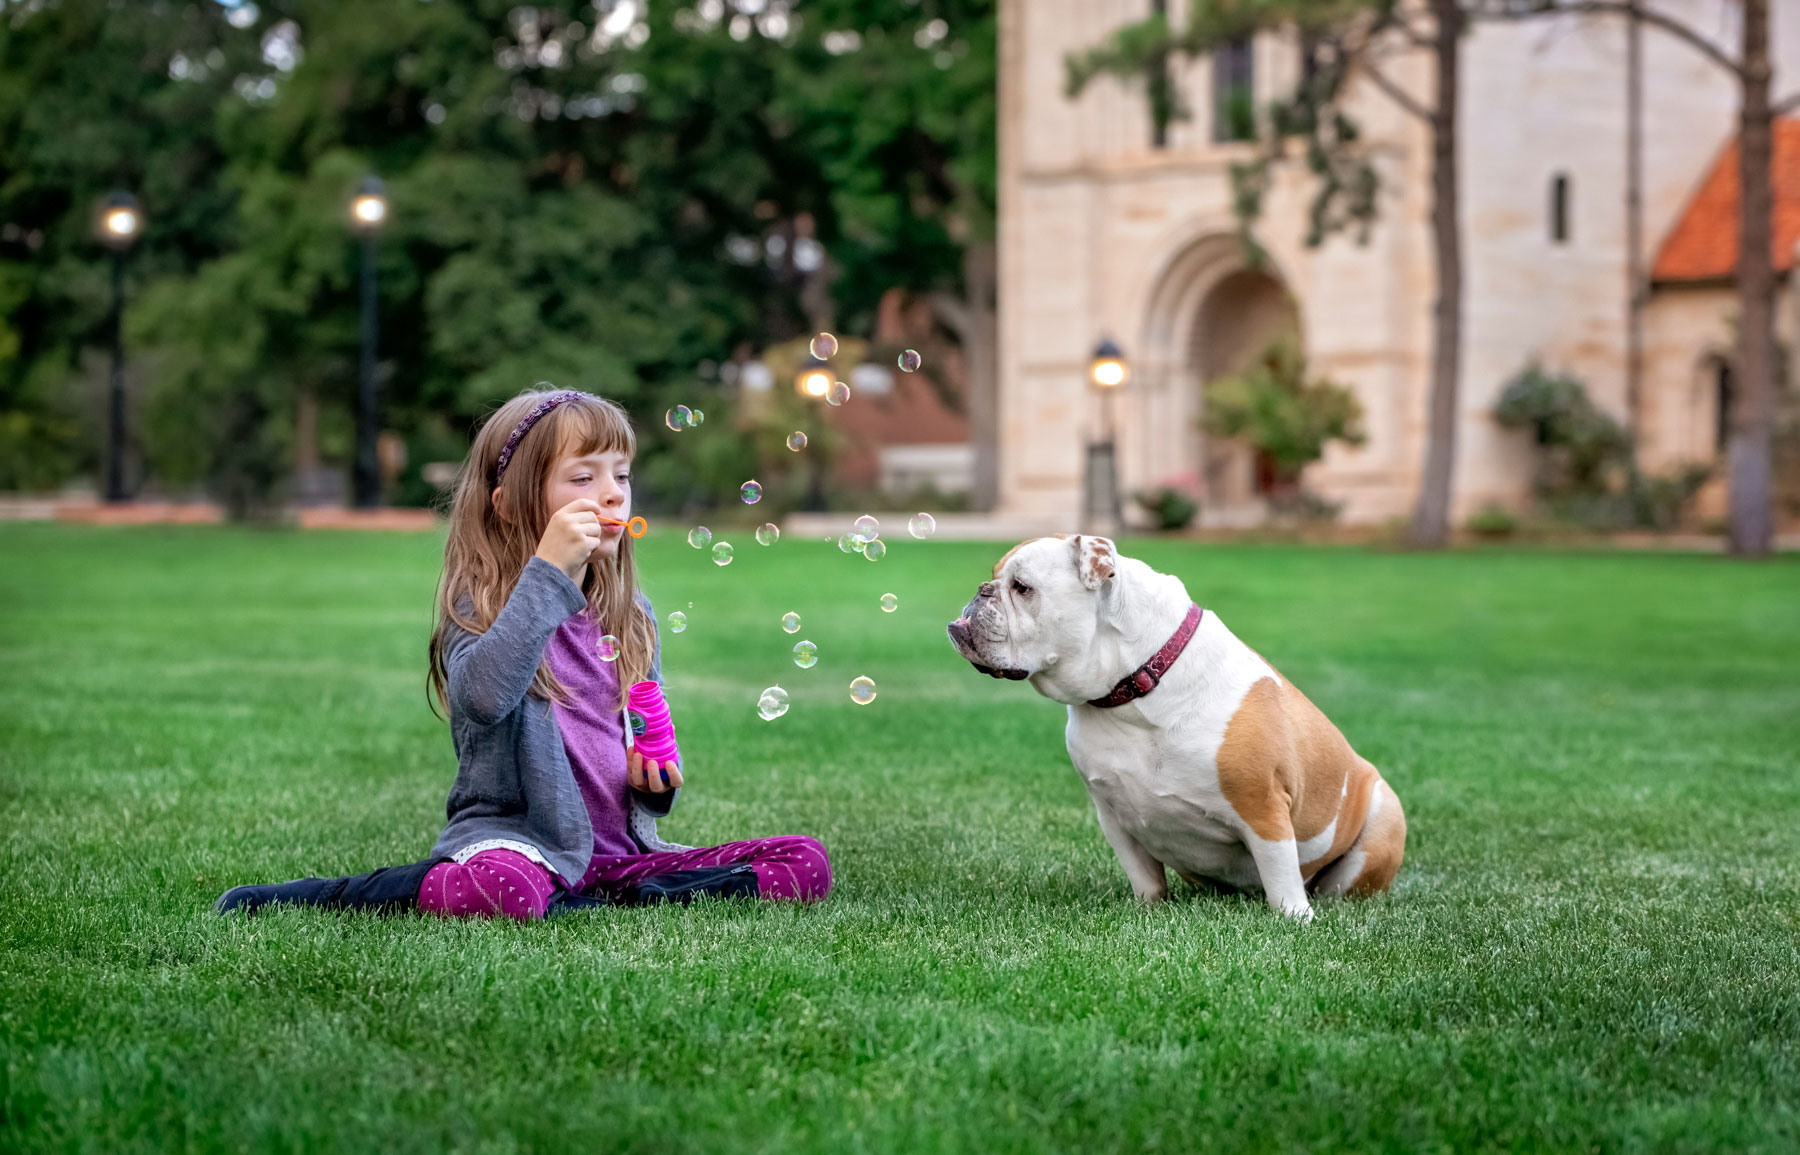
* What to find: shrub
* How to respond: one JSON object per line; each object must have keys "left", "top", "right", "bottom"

{"left": 1494, "top": 364, "right": 1708, "bottom": 530}
{"left": 1466, "top": 504, "right": 1518, "bottom": 539}
{"left": 1134, "top": 484, "right": 1200, "bottom": 531}
{"left": 1202, "top": 339, "right": 1365, "bottom": 489}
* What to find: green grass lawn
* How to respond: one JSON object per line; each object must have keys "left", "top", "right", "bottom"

{"left": 3, "top": 523, "right": 1798, "bottom": 1153}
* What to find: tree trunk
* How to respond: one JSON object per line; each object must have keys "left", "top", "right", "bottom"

{"left": 1729, "top": 0, "right": 1775, "bottom": 557}
{"left": 1408, "top": 0, "right": 1464, "bottom": 548}
{"left": 1625, "top": 1, "right": 1645, "bottom": 455}
{"left": 964, "top": 240, "right": 1000, "bottom": 512}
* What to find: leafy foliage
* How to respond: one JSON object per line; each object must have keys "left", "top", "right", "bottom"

{"left": 1494, "top": 364, "right": 1709, "bottom": 530}
{"left": 1201, "top": 338, "right": 1364, "bottom": 486}
{"left": 0, "top": 0, "right": 995, "bottom": 513}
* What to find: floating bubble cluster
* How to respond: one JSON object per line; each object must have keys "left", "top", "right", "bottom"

{"left": 688, "top": 409, "right": 705, "bottom": 427}
{"left": 597, "top": 634, "right": 621, "bottom": 662}
{"left": 786, "top": 431, "right": 808, "bottom": 452}
{"left": 849, "top": 676, "right": 877, "bottom": 705}
{"left": 781, "top": 611, "right": 801, "bottom": 634}
{"left": 853, "top": 514, "right": 880, "bottom": 539}
{"left": 667, "top": 611, "right": 687, "bottom": 634}
{"left": 688, "top": 526, "right": 712, "bottom": 549}
{"left": 712, "top": 541, "right": 734, "bottom": 566}
{"left": 827, "top": 381, "right": 850, "bottom": 406}
{"left": 755, "top": 523, "right": 779, "bottom": 546}
{"left": 908, "top": 512, "right": 936, "bottom": 540}
{"left": 792, "top": 640, "right": 818, "bottom": 669}
{"left": 810, "top": 332, "right": 838, "bottom": 359}
{"left": 757, "top": 686, "right": 790, "bottom": 721}
{"left": 665, "top": 405, "right": 692, "bottom": 431}
{"left": 740, "top": 479, "right": 763, "bottom": 504}
{"left": 863, "top": 539, "right": 887, "bottom": 561}
{"left": 898, "top": 349, "right": 922, "bottom": 372}
{"left": 880, "top": 593, "right": 898, "bottom": 613}
{"left": 838, "top": 533, "right": 860, "bottom": 554}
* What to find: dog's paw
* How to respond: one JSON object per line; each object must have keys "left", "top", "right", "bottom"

{"left": 1276, "top": 899, "right": 1314, "bottom": 924}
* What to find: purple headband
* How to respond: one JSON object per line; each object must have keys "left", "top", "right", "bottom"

{"left": 493, "top": 391, "right": 594, "bottom": 483}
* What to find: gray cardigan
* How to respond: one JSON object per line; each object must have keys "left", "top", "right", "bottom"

{"left": 429, "top": 556, "right": 680, "bottom": 886}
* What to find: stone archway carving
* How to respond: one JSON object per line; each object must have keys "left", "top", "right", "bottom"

{"left": 1128, "top": 229, "right": 1301, "bottom": 511}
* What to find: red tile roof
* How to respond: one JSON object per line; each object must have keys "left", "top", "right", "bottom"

{"left": 1653, "top": 117, "right": 1800, "bottom": 283}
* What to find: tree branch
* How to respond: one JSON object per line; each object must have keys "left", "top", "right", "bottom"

{"left": 1475, "top": 2, "right": 1743, "bottom": 79}
{"left": 928, "top": 291, "right": 973, "bottom": 343}
{"left": 1360, "top": 59, "right": 1432, "bottom": 124}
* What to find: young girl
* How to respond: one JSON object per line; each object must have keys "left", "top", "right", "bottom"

{"left": 217, "top": 389, "right": 832, "bottom": 919}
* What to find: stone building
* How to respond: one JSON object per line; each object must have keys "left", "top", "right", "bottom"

{"left": 995, "top": 0, "right": 1800, "bottom": 527}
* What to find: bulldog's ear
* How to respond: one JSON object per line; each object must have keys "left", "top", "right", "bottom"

{"left": 1074, "top": 535, "right": 1117, "bottom": 590}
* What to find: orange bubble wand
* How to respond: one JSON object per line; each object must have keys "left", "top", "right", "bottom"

{"left": 599, "top": 515, "right": 649, "bottom": 538}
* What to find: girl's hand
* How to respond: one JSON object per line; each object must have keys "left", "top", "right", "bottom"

{"left": 535, "top": 499, "right": 608, "bottom": 579}
{"left": 627, "top": 749, "right": 683, "bottom": 793}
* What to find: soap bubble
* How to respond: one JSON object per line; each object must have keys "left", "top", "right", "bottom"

{"left": 826, "top": 381, "right": 850, "bottom": 406}
{"left": 837, "top": 533, "right": 859, "bottom": 553}
{"left": 810, "top": 332, "right": 838, "bottom": 359}
{"left": 757, "top": 686, "right": 790, "bottom": 721}
{"left": 597, "top": 634, "right": 621, "bottom": 662}
{"left": 689, "top": 408, "right": 705, "bottom": 426}
{"left": 665, "top": 405, "right": 692, "bottom": 431}
{"left": 792, "top": 640, "right": 818, "bottom": 668}
{"left": 781, "top": 611, "right": 801, "bottom": 634}
{"left": 786, "top": 431, "right": 808, "bottom": 452}
{"left": 755, "top": 523, "right": 779, "bottom": 546}
{"left": 853, "top": 514, "right": 880, "bottom": 539}
{"left": 688, "top": 526, "right": 712, "bottom": 549}
{"left": 898, "top": 349, "right": 922, "bottom": 372}
{"left": 880, "top": 593, "right": 898, "bottom": 613}
{"left": 667, "top": 611, "right": 687, "bottom": 634}
{"left": 863, "top": 539, "right": 887, "bottom": 561}
{"left": 712, "top": 541, "right": 734, "bottom": 566}
{"left": 908, "top": 512, "right": 936, "bottom": 540}
{"left": 740, "top": 479, "right": 763, "bottom": 504}
{"left": 849, "top": 676, "right": 877, "bottom": 705}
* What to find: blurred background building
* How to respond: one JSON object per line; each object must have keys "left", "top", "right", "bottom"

{"left": 998, "top": 0, "right": 1800, "bottom": 527}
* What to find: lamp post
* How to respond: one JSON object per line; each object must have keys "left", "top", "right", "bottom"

{"left": 794, "top": 355, "right": 832, "bottom": 400}
{"left": 97, "top": 191, "right": 143, "bottom": 502}
{"left": 350, "top": 176, "right": 387, "bottom": 508}
{"left": 794, "top": 354, "right": 832, "bottom": 510}
{"left": 1085, "top": 337, "right": 1130, "bottom": 533}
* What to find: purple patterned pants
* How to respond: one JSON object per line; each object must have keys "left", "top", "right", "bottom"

{"left": 417, "top": 836, "right": 832, "bottom": 921}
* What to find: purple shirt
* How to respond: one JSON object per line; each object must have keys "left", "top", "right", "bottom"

{"left": 544, "top": 610, "right": 639, "bottom": 884}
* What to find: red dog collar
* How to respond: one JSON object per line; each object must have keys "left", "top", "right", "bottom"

{"left": 1086, "top": 603, "right": 1204, "bottom": 709}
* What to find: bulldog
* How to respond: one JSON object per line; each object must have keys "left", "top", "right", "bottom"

{"left": 947, "top": 535, "right": 1405, "bottom": 921}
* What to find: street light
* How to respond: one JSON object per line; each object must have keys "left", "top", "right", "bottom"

{"left": 1085, "top": 337, "right": 1129, "bottom": 533}
{"left": 351, "top": 175, "right": 386, "bottom": 509}
{"left": 794, "top": 354, "right": 832, "bottom": 510}
{"left": 97, "top": 191, "right": 143, "bottom": 503}
{"left": 795, "top": 355, "right": 832, "bottom": 399}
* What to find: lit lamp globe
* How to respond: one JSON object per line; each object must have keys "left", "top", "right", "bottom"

{"left": 99, "top": 191, "right": 143, "bottom": 251}
{"left": 795, "top": 355, "right": 832, "bottom": 400}
{"left": 351, "top": 176, "right": 387, "bottom": 231}
{"left": 1089, "top": 338, "right": 1129, "bottom": 390}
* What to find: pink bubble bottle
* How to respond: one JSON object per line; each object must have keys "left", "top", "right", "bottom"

{"left": 626, "top": 680, "right": 681, "bottom": 766}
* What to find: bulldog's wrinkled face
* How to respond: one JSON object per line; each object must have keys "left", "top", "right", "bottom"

{"left": 946, "top": 535, "right": 1117, "bottom": 685}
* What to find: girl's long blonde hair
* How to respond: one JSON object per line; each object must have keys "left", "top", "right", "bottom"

{"left": 428, "top": 389, "right": 656, "bottom": 717}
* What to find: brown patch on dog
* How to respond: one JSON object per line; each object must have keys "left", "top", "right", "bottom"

{"left": 1075, "top": 535, "right": 1117, "bottom": 589}
{"left": 1214, "top": 678, "right": 1297, "bottom": 843}
{"left": 1218, "top": 673, "right": 1383, "bottom": 881}
{"left": 991, "top": 534, "right": 1071, "bottom": 578}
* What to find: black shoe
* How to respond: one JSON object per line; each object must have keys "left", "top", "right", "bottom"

{"left": 215, "top": 859, "right": 445, "bottom": 916}
{"left": 613, "top": 863, "right": 758, "bottom": 906}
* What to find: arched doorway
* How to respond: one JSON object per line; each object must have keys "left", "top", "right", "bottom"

{"left": 1186, "top": 267, "right": 1300, "bottom": 500}
{"left": 1132, "top": 232, "right": 1302, "bottom": 517}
